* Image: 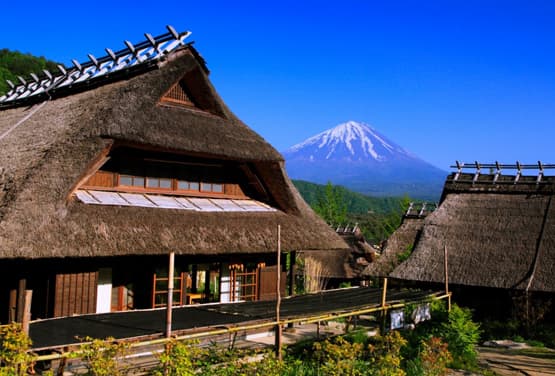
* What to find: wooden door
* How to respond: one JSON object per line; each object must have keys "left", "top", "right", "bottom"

{"left": 54, "top": 271, "right": 97, "bottom": 317}
{"left": 258, "top": 265, "right": 287, "bottom": 301}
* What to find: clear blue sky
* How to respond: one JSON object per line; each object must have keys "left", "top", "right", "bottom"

{"left": 2, "top": 1, "right": 554, "bottom": 170}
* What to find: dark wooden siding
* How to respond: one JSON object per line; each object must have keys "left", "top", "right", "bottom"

{"left": 84, "top": 171, "right": 115, "bottom": 188}
{"left": 54, "top": 271, "right": 98, "bottom": 317}
{"left": 258, "top": 266, "right": 287, "bottom": 301}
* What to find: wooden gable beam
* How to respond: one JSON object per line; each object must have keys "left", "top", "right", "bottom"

{"left": 66, "top": 140, "right": 114, "bottom": 204}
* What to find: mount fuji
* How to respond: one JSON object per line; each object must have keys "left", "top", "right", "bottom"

{"left": 282, "top": 121, "right": 447, "bottom": 200}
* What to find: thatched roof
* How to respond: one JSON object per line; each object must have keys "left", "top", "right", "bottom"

{"left": 299, "top": 249, "right": 355, "bottom": 279}
{"left": 0, "top": 39, "right": 347, "bottom": 259}
{"left": 363, "top": 217, "right": 425, "bottom": 278}
{"left": 300, "top": 226, "right": 377, "bottom": 279}
{"left": 390, "top": 172, "right": 555, "bottom": 293}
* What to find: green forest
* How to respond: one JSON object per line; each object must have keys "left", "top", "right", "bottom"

{"left": 292, "top": 180, "right": 414, "bottom": 245}
{"left": 0, "top": 49, "right": 60, "bottom": 95}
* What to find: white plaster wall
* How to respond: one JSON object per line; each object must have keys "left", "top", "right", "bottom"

{"left": 220, "top": 264, "right": 231, "bottom": 303}
{"left": 96, "top": 268, "right": 112, "bottom": 313}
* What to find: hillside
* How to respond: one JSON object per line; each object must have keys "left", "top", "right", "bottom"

{"left": 0, "top": 49, "right": 60, "bottom": 95}
{"left": 293, "top": 179, "right": 416, "bottom": 244}
{"left": 293, "top": 179, "right": 409, "bottom": 215}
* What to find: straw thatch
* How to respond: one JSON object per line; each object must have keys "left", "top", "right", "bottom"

{"left": 390, "top": 172, "right": 555, "bottom": 293}
{"left": 299, "top": 227, "right": 377, "bottom": 279}
{"left": 363, "top": 217, "right": 425, "bottom": 278}
{"left": 0, "top": 46, "right": 348, "bottom": 259}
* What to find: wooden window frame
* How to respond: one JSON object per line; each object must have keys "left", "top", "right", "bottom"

{"left": 118, "top": 174, "right": 145, "bottom": 188}
{"left": 230, "top": 268, "right": 259, "bottom": 302}
{"left": 146, "top": 177, "right": 173, "bottom": 191}
{"left": 176, "top": 180, "right": 201, "bottom": 193}
{"left": 115, "top": 174, "right": 238, "bottom": 198}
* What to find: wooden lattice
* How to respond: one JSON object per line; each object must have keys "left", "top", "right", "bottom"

{"left": 161, "top": 82, "right": 195, "bottom": 107}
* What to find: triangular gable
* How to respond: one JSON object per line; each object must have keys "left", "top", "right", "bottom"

{"left": 161, "top": 80, "right": 195, "bottom": 107}
{"left": 158, "top": 69, "right": 226, "bottom": 117}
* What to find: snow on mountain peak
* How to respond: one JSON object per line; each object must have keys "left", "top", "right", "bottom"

{"left": 286, "top": 120, "right": 409, "bottom": 161}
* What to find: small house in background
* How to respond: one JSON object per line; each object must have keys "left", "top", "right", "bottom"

{"left": 363, "top": 202, "right": 436, "bottom": 279}
{"left": 388, "top": 162, "right": 555, "bottom": 323}
{"left": 0, "top": 26, "right": 348, "bottom": 323}
{"left": 300, "top": 224, "right": 377, "bottom": 291}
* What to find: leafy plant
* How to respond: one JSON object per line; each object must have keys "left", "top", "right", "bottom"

{"left": 397, "top": 244, "right": 414, "bottom": 263}
{"left": 368, "top": 330, "right": 407, "bottom": 376}
{"left": 78, "top": 336, "right": 130, "bottom": 376}
{"left": 312, "top": 336, "right": 365, "bottom": 376}
{"left": 0, "top": 322, "right": 36, "bottom": 376}
{"left": 418, "top": 336, "right": 452, "bottom": 376}
{"left": 437, "top": 305, "right": 481, "bottom": 369}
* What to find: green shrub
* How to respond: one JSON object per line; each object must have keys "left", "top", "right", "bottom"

{"left": 368, "top": 331, "right": 407, "bottom": 376}
{"left": 344, "top": 329, "right": 370, "bottom": 345}
{"left": 78, "top": 336, "right": 130, "bottom": 376}
{"left": 0, "top": 323, "right": 36, "bottom": 376}
{"left": 418, "top": 336, "right": 452, "bottom": 376}
{"left": 437, "top": 305, "right": 481, "bottom": 369}
{"left": 313, "top": 336, "right": 365, "bottom": 376}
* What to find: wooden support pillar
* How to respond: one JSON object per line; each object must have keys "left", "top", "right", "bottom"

{"left": 204, "top": 267, "right": 211, "bottom": 301}
{"left": 288, "top": 251, "right": 296, "bottom": 297}
{"left": 287, "top": 251, "right": 296, "bottom": 329}
{"left": 381, "top": 277, "right": 388, "bottom": 307}
{"left": 9, "top": 289, "right": 17, "bottom": 322}
{"left": 444, "top": 245, "right": 451, "bottom": 312}
{"left": 22, "top": 290, "right": 32, "bottom": 335}
{"left": 56, "top": 348, "right": 69, "bottom": 376}
{"left": 274, "top": 225, "right": 282, "bottom": 361}
{"left": 380, "top": 277, "right": 388, "bottom": 334}
{"left": 191, "top": 264, "right": 198, "bottom": 293}
{"left": 166, "top": 251, "right": 175, "bottom": 339}
{"left": 16, "top": 278, "right": 26, "bottom": 323}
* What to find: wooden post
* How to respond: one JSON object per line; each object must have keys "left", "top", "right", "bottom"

{"left": 381, "top": 277, "right": 388, "bottom": 307}
{"left": 9, "top": 289, "right": 17, "bottom": 322}
{"left": 16, "top": 278, "right": 26, "bottom": 323}
{"left": 22, "top": 290, "right": 32, "bottom": 335}
{"left": 287, "top": 251, "right": 296, "bottom": 329}
{"left": 380, "top": 277, "right": 388, "bottom": 334}
{"left": 56, "top": 348, "right": 69, "bottom": 376}
{"left": 444, "top": 245, "right": 451, "bottom": 312}
{"left": 288, "top": 250, "right": 296, "bottom": 297}
{"left": 166, "top": 251, "right": 175, "bottom": 339}
{"left": 275, "top": 225, "right": 282, "bottom": 360}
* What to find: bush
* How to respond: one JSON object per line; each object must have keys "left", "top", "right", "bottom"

{"left": 0, "top": 322, "right": 35, "bottom": 376}
{"left": 313, "top": 336, "right": 365, "bottom": 376}
{"left": 78, "top": 336, "right": 130, "bottom": 376}
{"left": 368, "top": 331, "right": 407, "bottom": 376}
{"left": 437, "top": 305, "right": 481, "bottom": 369}
{"left": 418, "top": 336, "right": 452, "bottom": 376}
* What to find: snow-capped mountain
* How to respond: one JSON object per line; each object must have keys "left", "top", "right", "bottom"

{"left": 282, "top": 121, "right": 446, "bottom": 200}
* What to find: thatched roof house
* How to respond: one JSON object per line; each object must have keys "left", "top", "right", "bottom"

{"left": 363, "top": 203, "right": 436, "bottom": 278}
{"left": 0, "top": 27, "right": 347, "bottom": 321}
{"left": 390, "top": 164, "right": 555, "bottom": 296}
{"left": 299, "top": 224, "right": 376, "bottom": 288}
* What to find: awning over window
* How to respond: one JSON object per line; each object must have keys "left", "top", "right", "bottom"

{"left": 74, "top": 190, "right": 276, "bottom": 212}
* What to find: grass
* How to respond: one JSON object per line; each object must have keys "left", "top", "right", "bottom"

{"left": 509, "top": 347, "right": 555, "bottom": 360}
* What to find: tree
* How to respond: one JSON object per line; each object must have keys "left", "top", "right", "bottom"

{"left": 0, "top": 49, "right": 61, "bottom": 95}
{"left": 313, "top": 181, "right": 348, "bottom": 225}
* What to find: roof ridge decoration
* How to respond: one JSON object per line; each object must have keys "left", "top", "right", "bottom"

{"left": 404, "top": 202, "right": 437, "bottom": 218}
{"left": 451, "top": 160, "right": 555, "bottom": 185}
{"left": 0, "top": 25, "right": 192, "bottom": 108}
